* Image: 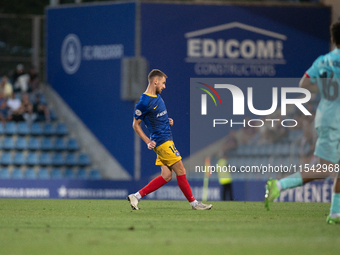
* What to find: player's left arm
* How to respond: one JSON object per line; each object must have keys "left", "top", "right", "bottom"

{"left": 168, "top": 118, "right": 173, "bottom": 127}
{"left": 299, "top": 74, "right": 319, "bottom": 93}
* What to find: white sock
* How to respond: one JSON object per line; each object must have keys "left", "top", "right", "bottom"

{"left": 276, "top": 181, "right": 282, "bottom": 191}
{"left": 134, "top": 192, "right": 141, "bottom": 200}
{"left": 190, "top": 200, "right": 198, "bottom": 207}
{"left": 330, "top": 213, "right": 340, "bottom": 218}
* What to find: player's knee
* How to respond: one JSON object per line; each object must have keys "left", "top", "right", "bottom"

{"left": 163, "top": 173, "right": 172, "bottom": 182}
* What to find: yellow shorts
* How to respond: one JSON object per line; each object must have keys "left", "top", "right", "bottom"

{"left": 153, "top": 140, "right": 182, "bottom": 166}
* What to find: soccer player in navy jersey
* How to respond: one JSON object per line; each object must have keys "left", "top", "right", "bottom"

{"left": 265, "top": 21, "right": 340, "bottom": 224}
{"left": 128, "top": 69, "right": 212, "bottom": 210}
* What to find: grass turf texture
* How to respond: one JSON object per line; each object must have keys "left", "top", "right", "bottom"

{"left": 0, "top": 199, "right": 339, "bottom": 255}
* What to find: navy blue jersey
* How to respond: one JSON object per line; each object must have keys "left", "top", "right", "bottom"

{"left": 134, "top": 93, "right": 172, "bottom": 146}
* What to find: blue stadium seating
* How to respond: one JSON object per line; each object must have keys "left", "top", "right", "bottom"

{"left": 5, "top": 121, "right": 17, "bottom": 135}
{"left": 67, "top": 138, "right": 79, "bottom": 151}
{"left": 52, "top": 153, "right": 64, "bottom": 166}
{"left": 3, "top": 137, "right": 15, "bottom": 150}
{"left": 77, "top": 168, "right": 88, "bottom": 179}
{"left": 13, "top": 152, "right": 26, "bottom": 166}
{"left": 65, "top": 153, "right": 77, "bottom": 167}
{"left": 41, "top": 137, "right": 53, "bottom": 151}
{"left": 0, "top": 123, "right": 4, "bottom": 135}
{"left": 51, "top": 168, "right": 63, "bottom": 179}
{"left": 38, "top": 168, "right": 50, "bottom": 179}
{"left": 25, "top": 168, "right": 36, "bottom": 179}
{"left": 56, "top": 123, "right": 68, "bottom": 136}
{"left": 17, "top": 122, "right": 29, "bottom": 136}
{"left": 43, "top": 123, "right": 56, "bottom": 136}
{"left": 89, "top": 169, "right": 101, "bottom": 179}
{"left": 64, "top": 168, "right": 75, "bottom": 179}
{"left": 78, "top": 153, "right": 91, "bottom": 166}
{"left": 0, "top": 168, "right": 10, "bottom": 179}
{"left": 39, "top": 152, "right": 52, "bottom": 166}
{"left": 15, "top": 137, "right": 28, "bottom": 150}
{"left": 26, "top": 152, "right": 39, "bottom": 166}
{"left": 1, "top": 152, "right": 12, "bottom": 165}
{"left": 28, "top": 137, "right": 40, "bottom": 151}
{"left": 30, "top": 122, "right": 42, "bottom": 136}
{"left": 54, "top": 137, "right": 66, "bottom": 151}
{"left": 12, "top": 168, "right": 24, "bottom": 179}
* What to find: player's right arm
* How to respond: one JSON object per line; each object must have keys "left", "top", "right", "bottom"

{"left": 132, "top": 118, "right": 156, "bottom": 150}
{"left": 299, "top": 74, "right": 319, "bottom": 93}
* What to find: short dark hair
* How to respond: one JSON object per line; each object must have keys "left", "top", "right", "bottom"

{"left": 148, "top": 69, "right": 167, "bottom": 82}
{"left": 331, "top": 21, "right": 340, "bottom": 45}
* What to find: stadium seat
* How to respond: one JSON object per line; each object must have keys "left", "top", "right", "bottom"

{"left": 43, "top": 123, "right": 56, "bottom": 136}
{"left": 65, "top": 153, "right": 77, "bottom": 167}
{"left": 56, "top": 123, "right": 68, "bottom": 136}
{"left": 2, "top": 137, "right": 15, "bottom": 151}
{"left": 4, "top": 121, "right": 17, "bottom": 135}
{"left": 37, "top": 168, "right": 50, "bottom": 179}
{"left": 30, "top": 122, "right": 42, "bottom": 136}
{"left": 52, "top": 152, "right": 64, "bottom": 166}
{"left": 26, "top": 152, "right": 39, "bottom": 166}
{"left": 49, "top": 109, "right": 58, "bottom": 121}
{"left": 27, "top": 137, "right": 40, "bottom": 151}
{"left": 25, "top": 168, "right": 36, "bottom": 179}
{"left": 15, "top": 137, "right": 28, "bottom": 150}
{"left": 64, "top": 168, "right": 75, "bottom": 179}
{"left": 54, "top": 137, "right": 66, "bottom": 151}
{"left": 0, "top": 152, "right": 12, "bottom": 166}
{"left": 13, "top": 152, "right": 26, "bottom": 166}
{"left": 0, "top": 168, "right": 10, "bottom": 179}
{"left": 67, "top": 138, "right": 79, "bottom": 151}
{"left": 17, "top": 122, "right": 29, "bottom": 136}
{"left": 41, "top": 137, "right": 53, "bottom": 151}
{"left": 51, "top": 168, "right": 63, "bottom": 179}
{"left": 77, "top": 168, "right": 88, "bottom": 179}
{"left": 39, "top": 152, "right": 52, "bottom": 166}
{"left": 0, "top": 123, "right": 4, "bottom": 135}
{"left": 12, "top": 168, "right": 24, "bottom": 179}
{"left": 78, "top": 153, "right": 91, "bottom": 166}
{"left": 89, "top": 169, "right": 101, "bottom": 180}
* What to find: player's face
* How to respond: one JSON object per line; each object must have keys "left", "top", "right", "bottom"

{"left": 155, "top": 76, "right": 166, "bottom": 94}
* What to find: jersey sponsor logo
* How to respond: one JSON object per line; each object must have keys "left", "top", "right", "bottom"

{"left": 135, "top": 109, "right": 142, "bottom": 116}
{"left": 157, "top": 110, "right": 167, "bottom": 118}
{"left": 154, "top": 105, "right": 158, "bottom": 109}
{"left": 185, "top": 22, "right": 287, "bottom": 77}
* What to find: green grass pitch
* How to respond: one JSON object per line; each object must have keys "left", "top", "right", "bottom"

{"left": 0, "top": 199, "right": 339, "bottom": 255}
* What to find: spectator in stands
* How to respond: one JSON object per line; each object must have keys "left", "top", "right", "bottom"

{"left": 11, "top": 64, "right": 24, "bottom": 85}
{"left": 22, "top": 93, "right": 37, "bottom": 125}
{"left": 7, "top": 93, "right": 24, "bottom": 122}
{"left": 0, "top": 91, "right": 9, "bottom": 123}
{"left": 28, "top": 66, "right": 40, "bottom": 92}
{"left": 33, "top": 94, "right": 50, "bottom": 122}
{"left": 0, "top": 76, "right": 13, "bottom": 98}
{"left": 12, "top": 64, "right": 30, "bottom": 93}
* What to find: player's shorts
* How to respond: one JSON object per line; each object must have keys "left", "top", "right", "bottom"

{"left": 314, "top": 127, "right": 340, "bottom": 164}
{"left": 153, "top": 140, "right": 182, "bottom": 166}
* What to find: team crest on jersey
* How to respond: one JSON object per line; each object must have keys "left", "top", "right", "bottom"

{"left": 135, "top": 109, "right": 142, "bottom": 116}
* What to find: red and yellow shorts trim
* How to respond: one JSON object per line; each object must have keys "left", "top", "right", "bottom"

{"left": 153, "top": 140, "right": 182, "bottom": 166}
